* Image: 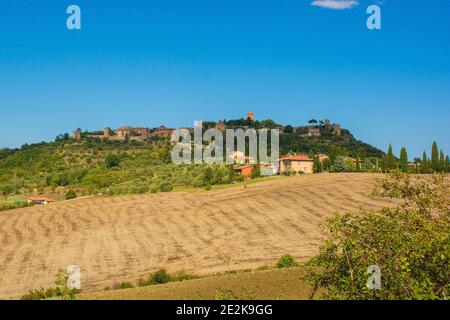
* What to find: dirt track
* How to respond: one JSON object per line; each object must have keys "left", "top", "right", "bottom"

{"left": 0, "top": 173, "right": 393, "bottom": 299}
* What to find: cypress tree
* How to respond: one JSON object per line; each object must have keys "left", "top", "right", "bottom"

{"left": 312, "top": 155, "right": 322, "bottom": 174}
{"left": 439, "top": 149, "right": 445, "bottom": 172}
{"left": 446, "top": 155, "right": 450, "bottom": 173}
{"left": 421, "top": 151, "right": 429, "bottom": 174}
{"left": 431, "top": 142, "right": 439, "bottom": 172}
{"left": 380, "top": 154, "right": 386, "bottom": 173}
{"left": 399, "top": 147, "right": 408, "bottom": 173}
{"left": 385, "top": 144, "right": 396, "bottom": 172}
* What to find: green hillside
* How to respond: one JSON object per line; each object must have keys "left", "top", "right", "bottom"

{"left": 0, "top": 119, "right": 384, "bottom": 205}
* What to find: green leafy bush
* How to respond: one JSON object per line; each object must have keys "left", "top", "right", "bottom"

{"left": 21, "top": 288, "right": 59, "bottom": 300}
{"left": 138, "top": 269, "right": 198, "bottom": 287}
{"left": 115, "top": 282, "right": 134, "bottom": 290}
{"left": 21, "top": 269, "right": 78, "bottom": 300}
{"left": 65, "top": 190, "right": 77, "bottom": 200}
{"left": 307, "top": 172, "right": 450, "bottom": 300}
{"left": 139, "top": 268, "right": 171, "bottom": 286}
{"left": 276, "top": 254, "right": 299, "bottom": 269}
{"left": 171, "top": 271, "right": 199, "bottom": 282}
{"left": 105, "top": 154, "right": 120, "bottom": 168}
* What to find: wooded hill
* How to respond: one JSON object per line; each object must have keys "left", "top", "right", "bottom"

{"left": 0, "top": 119, "right": 384, "bottom": 201}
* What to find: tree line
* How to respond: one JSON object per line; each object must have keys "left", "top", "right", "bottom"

{"left": 382, "top": 141, "right": 449, "bottom": 174}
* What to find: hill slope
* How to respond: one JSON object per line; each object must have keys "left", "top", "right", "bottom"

{"left": 0, "top": 173, "right": 393, "bottom": 299}
{"left": 80, "top": 267, "right": 314, "bottom": 300}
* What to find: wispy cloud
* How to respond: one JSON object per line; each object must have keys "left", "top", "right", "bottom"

{"left": 311, "top": 0, "right": 360, "bottom": 10}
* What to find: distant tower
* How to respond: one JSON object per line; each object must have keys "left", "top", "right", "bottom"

{"left": 216, "top": 120, "right": 226, "bottom": 131}
{"left": 246, "top": 112, "right": 255, "bottom": 122}
{"left": 72, "top": 129, "right": 81, "bottom": 140}
{"left": 104, "top": 127, "right": 112, "bottom": 138}
{"left": 332, "top": 124, "right": 342, "bottom": 136}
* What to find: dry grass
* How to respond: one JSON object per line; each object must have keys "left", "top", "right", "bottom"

{"left": 0, "top": 173, "right": 394, "bottom": 299}
{"left": 79, "top": 267, "right": 313, "bottom": 300}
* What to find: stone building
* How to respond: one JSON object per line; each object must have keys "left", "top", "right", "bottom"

{"left": 216, "top": 120, "right": 226, "bottom": 131}
{"left": 114, "top": 126, "right": 151, "bottom": 140}
{"left": 72, "top": 129, "right": 82, "bottom": 139}
{"left": 234, "top": 165, "right": 253, "bottom": 179}
{"left": 331, "top": 124, "right": 341, "bottom": 136}
{"left": 116, "top": 126, "right": 133, "bottom": 138}
{"left": 134, "top": 127, "right": 151, "bottom": 140}
{"left": 104, "top": 127, "right": 112, "bottom": 138}
{"left": 295, "top": 126, "right": 321, "bottom": 137}
{"left": 73, "top": 125, "right": 153, "bottom": 141}
{"left": 294, "top": 119, "right": 341, "bottom": 137}
{"left": 153, "top": 126, "right": 175, "bottom": 137}
{"left": 278, "top": 155, "right": 314, "bottom": 175}
{"left": 323, "top": 119, "right": 341, "bottom": 136}
{"left": 246, "top": 112, "right": 255, "bottom": 122}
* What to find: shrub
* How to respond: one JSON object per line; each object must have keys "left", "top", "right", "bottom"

{"left": 215, "top": 288, "right": 238, "bottom": 300}
{"left": 361, "top": 158, "right": 375, "bottom": 173}
{"left": 21, "top": 288, "right": 60, "bottom": 301}
{"left": 139, "top": 268, "right": 171, "bottom": 287}
{"left": 307, "top": 172, "right": 450, "bottom": 300}
{"left": 276, "top": 254, "right": 299, "bottom": 269}
{"left": 171, "top": 271, "right": 199, "bottom": 282}
{"left": 65, "top": 189, "right": 77, "bottom": 200}
{"left": 0, "top": 201, "right": 28, "bottom": 212}
{"left": 138, "top": 269, "right": 199, "bottom": 287}
{"left": 21, "top": 269, "right": 78, "bottom": 300}
{"left": 158, "top": 180, "right": 173, "bottom": 192}
{"left": 115, "top": 282, "right": 134, "bottom": 290}
{"left": 105, "top": 154, "right": 120, "bottom": 168}
{"left": 0, "top": 183, "right": 15, "bottom": 196}
{"left": 332, "top": 156, "right": 348, "bottom": 172}
{"left": 251, "top": 165, "right": 261, "bottom": 179}
{"left": 285, "top": 169, "right": 296, "bottom": 176}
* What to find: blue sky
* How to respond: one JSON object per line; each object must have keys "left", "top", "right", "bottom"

{"left": 0, "top": 0, "right": 449, "bottom": 158}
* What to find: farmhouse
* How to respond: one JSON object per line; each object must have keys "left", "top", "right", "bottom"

{"left": 27, "top": 197, "right": 53, "bottom": 206}
{"left": 235, "top": 165, "right": 253, "bottom": 178}
{"left": 278, "top": 155, "right": 314, "bottom": 175}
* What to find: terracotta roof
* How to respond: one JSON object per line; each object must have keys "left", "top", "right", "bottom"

{"left": 27, "top": 197, "right": 53, "bottom": 202}
{"left": 279, "top": 155, "right": 313, "bottom": 162}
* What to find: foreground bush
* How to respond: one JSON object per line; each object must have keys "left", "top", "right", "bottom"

{"left": 307, "top": 172, "right": 450, "bottom": 300}
{"left": 21, "top": 269, "right": 78, "bottom": 300}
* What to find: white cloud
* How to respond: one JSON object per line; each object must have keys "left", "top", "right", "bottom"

{"left": 311, "top": 0, "right": 360, "bottom": 10}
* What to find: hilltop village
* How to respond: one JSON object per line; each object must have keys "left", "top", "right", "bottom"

{"left": 72, "top": 112, "right": 342, "bottom": 142}
{"left": 70, "top": 113, "right": 344, "bottom": 176}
